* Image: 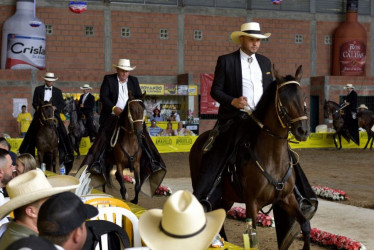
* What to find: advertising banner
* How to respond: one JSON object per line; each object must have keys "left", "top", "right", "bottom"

{"left": 200, "top": 73, "right": 219, "bottom": 114}
{"left": 140, "top": 84, "right": 164, "bottom": 95}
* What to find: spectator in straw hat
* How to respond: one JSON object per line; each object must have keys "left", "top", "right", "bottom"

{"left": 139, "top": 190, "right": 226, "bottom": 250}
{"left": 37, "top": 192, "right": 98, "bottom": 250}
{"left": 19, "top": 72, "right": 75, "bottom": 174}
{"left": 79, "top": 84, "right": 97, "bottom": 142}
{"left": 0, "top": 169, "right": 79, "bottom": 249}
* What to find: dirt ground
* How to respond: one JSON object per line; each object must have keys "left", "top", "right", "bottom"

{"left": 74, "top": 148, "right": 374, "bottom": 249}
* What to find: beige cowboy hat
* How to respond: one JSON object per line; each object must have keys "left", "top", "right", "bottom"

{"left": 359, "top": 104, "right": 368, "bottom": 110}
{"left": 0, "top": 169, "right": 80, "bottom": 219}
{"left": 230, "top": 22, "right": 271, "bottom": 45}
{"left": 344, "top": 83, "right": 355, "bottom": 89}
{"left": 43, "top": 72, "right": 58, "bottom": 82}
{"left": 139, "top": 190, "right": 226, "bottom": 250}
{"left": 113, "top": 58, "right": 136, "bottom": 71}
{"left": 80, "top": 84, "right": 93, "bottom": 90}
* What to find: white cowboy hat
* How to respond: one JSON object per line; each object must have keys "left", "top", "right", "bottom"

{"left": 344, "top": 83, "right": 355, "bottom": 89}
{"left": 0, "top": 169, "right": 80, "bottom": 219}
{"left": 139, "top": 190, "right": 226, "bottom": 250}
{"left": 80, "top": 84, "right": 92, "bottom": 90}
{"left": 230, "top": 22, "right": 271, "bottom": 45}
{"left": 43, "top": 72, "right": 58, "bottom": 82}
{"left": 359, "top": 104, "right": 368, "bottom": 110}
{"left": 113, "top": 59, "right": 136, "bottom": 71}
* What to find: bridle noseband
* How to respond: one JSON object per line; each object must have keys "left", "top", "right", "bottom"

{"left": 275, "top": 80, "right": 308, "bottom": 129}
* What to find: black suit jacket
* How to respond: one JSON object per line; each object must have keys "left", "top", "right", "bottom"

{"left": 32, "top": 85, "right": 65, "bottom": 114}
{"left": 99, "top": 73, "right": 142, "bottom": 124}
{"left": 210, "top": 50, "right": 274, "bottom": 120}
{"left": 79, "top": 92, "right": 95, "bottom": 115}
{"left": 345, "top": 90, "right": 358, "bottom": 113}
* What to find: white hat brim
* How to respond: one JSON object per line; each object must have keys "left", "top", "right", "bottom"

{"left": 230, "top": 31, "right": 271, "bottom": 44}
{"left": 113, "top": 64, "right": 136, "bottom": 71}
{"left": 139, "top": 208, "right": 226, "bottom": 250}
{"left": 43, "top": 77, "right": 58, "bottom": 82}
{"left": 344, "top": 86, "right": 355, "bottom": 89}
{"left": 0, "top": 175, "right": 79, "bottom": 219}
{"left": 80, "top": 87, "right": 92, "bottom": 90}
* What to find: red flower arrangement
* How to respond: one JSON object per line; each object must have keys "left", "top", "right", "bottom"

{"left": 123, "top": 175, "right": 136, "bottom": 184}
{"left": 227, "top": 207, "right": 275, "bottom": 227}
{"left": 312, "top": 185, "right": 349, "bottom": 201}
{"left": 154, "top": 185, "right": 172, "bottom": 196}
{"left": 308, "top": 228, "right": 366, "bottom": 250}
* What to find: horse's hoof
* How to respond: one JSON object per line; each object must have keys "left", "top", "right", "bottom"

{"left": 130, "top": 199, "right": 138, "bottom": 204}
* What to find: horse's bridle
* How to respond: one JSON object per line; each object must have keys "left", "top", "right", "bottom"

{"left": 275, "top": 80, "right": 308, "bottom": 129}
{"left": 127, "top": 99, "right": 145, "bottom": 131}
{"left": 39, "top": 103, "right": 57, "bottom": 126}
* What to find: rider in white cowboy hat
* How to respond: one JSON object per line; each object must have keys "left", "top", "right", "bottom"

{"left": 79, "top": 83, "right": 97, "bottom": 142}
{"left": 342, "top": 82, "right": 359, "bottom": 145}
{"left": 139, "top": 190, "right": 225, "bottom": 250}
{"left": 358, "top": 104, "right": 368, "bottom": 111}
{"left": 0, "top": 169, "right": 79, "bottom": 249}
{"left": 344, "top": 83, "right": 355, "bottom": 89}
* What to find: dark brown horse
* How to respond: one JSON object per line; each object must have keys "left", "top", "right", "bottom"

{"left": 357, "top": 109, "right": 374, "bottom": 150}
{"left": 190, "top": 66, "right": 312, "bottom": 250}
{"left": 106, "top": 92, "right": 146, "bottom": 204}
{"left": 35, "top": 101, "right": 59, "bottom": 172}
{"left": 323, "top": 100, "right": 350, "bottom": 149}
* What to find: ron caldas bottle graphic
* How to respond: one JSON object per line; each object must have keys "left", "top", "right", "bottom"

{"left": 332, "top": 0, "right": 367, "bottom": 76}
{"left": 243, "top": 218, "right": 259, "bottom": 250}
{"left": 1, "top": 0, "right": 46, "bottom": 70}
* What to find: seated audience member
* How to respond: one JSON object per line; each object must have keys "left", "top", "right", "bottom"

{"left": 169, "top": 109, "right": 180, "bottom": 122}
{"left": 37, "top": 192, "right": 99, "bottom": 250}
{"left": 6, "top": 235, "right": 57, "bottom": 250}
{"left": 174, "top": 122, "right": 195, "bottom": 136}
{"left": 148, "top": 120, "right": 163, "bottom": 136}
{"left": 0, "top": 137, "right": 17, "bottom": 167}
{"left": 0, "top": 169, "right": 79, "bottom": 249}
{"left": 0, "top": 149, "right": 15, "bottom": 229}
{"left": 14, "top": 153, "right": 37, "bottom": 177}
{"left": 150, "top": 107, "right": 163, "bottom": 122}
{"left": 138, "top": 190, "right": 225, "bottom": 250}
{"left": 160, "top": 122, "right": 175, "bottom": 136}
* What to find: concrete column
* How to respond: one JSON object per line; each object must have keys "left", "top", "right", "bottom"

{"left": 177, "top": 9, "right": 185, "bottom": 74}
{"left": 324, "top": 75, "right": 330, "bottom": 125}
{"left": 310, "top": 20, "right": 316, "bottom": 76}
{"left": 103, "top": 8, "right": 112, "bottom": 72}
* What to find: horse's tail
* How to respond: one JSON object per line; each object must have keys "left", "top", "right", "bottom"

{"left": 189, "top": 130, "right": 210, "bottom": 191}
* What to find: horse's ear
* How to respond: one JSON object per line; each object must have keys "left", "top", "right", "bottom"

{"left": 128, "top": 90, "right": 134, "bottom": 100}
{"left": 273, "top": 64, "right": 281, "bottom": 83}
{"left": 141, "top": 91, "right": 146, "bottom": 101}
{"left": 295, "top": 65, "right": 302, "bottom": 82}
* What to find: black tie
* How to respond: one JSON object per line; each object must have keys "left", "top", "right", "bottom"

{"left": 45, "top": 87, "right": 51, "bottom": 91}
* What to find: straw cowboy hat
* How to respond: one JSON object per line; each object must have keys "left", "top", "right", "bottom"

{"left": 43, "top": 72, "right": 58, "bottom": 82}
{"left": 344, "top": 83, "right": 355, "bottom": 89}
{"left": 230, "top": 22, "right": 271, "bottom": 45}
{"left": 139, "top": 190, "right": 226, "bottom": 250}
{"left": 113, "top": 58, "right": 136, "bottom": 71}
{"left": 359, "top": 104, "right": 368, "bottom": 110}
{"left": 0, "top": 169, "right": 80, "bottom": 219}
{"left": 80, "top": 84, "right": 92, "bottom": 90}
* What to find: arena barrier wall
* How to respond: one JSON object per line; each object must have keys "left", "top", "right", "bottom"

{"left": 8, "top": 132, "right": 369, "bottom": 155}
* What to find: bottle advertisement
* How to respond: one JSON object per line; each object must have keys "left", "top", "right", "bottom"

{"left": 339, "top": 40, "right": 366, "bottom": 75}
{"left": 5, "top": 34, "right": 46, "bottom": 70}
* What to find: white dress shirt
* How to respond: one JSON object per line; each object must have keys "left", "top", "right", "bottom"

{"left": 114, "top": 77, "right": 129, "bottom": 111}
{"left": 240, "top": 49, "right": 263, "bottom": 110}
{"left": 82, "top": 93, "right": 89, "bottom": 104}
{"left": 44, "top": 85, "right": 53, "bottom": 101}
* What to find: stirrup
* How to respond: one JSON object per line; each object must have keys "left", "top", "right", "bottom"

{"left": 200, "top": 199, "right": 213, "bottom": 212}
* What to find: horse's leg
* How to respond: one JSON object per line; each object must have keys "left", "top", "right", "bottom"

{"left": 131, "top": 160, "right": 141, "bottom": 204}
{"left": 115, "top": 165, "right": 128, "bottom": 200}
{"left": 38, "top": 151, "right": 44, "bottom": 169}
{"left": 333, "top": 133, "right": 338, "bottom": 149}
{"left": 363, "top": 131, "right": 370, "bottom": 150}
{"left": 369, "top": 133, "right": 374, "bottom": 150}
{"left": 53, "top": 149, "right": 58, "bottom": 173}
{"left": 76, "top": 136, "right": 82, "bottom": 159}
{"left": 278, "top": 194, "right": 311, "bottom": 250}
{"left": 338, "top": 134, "right": 342, "bottom": 150}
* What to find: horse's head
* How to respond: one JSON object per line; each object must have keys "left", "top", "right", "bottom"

{"left": 274, "top": 65, "right": 309, "bottom": 141}
{"left": 38, "top": 101, "right": 57, "bottom": 127}
{"left": 125, "top": 91, "right": 146, "bottom": 136}
{"left": 63, "top": 97, "right": 74, "bottom": 114}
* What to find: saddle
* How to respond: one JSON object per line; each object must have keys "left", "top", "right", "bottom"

{"left": 203, "top": 119, "right": 234, "bottom": 153}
